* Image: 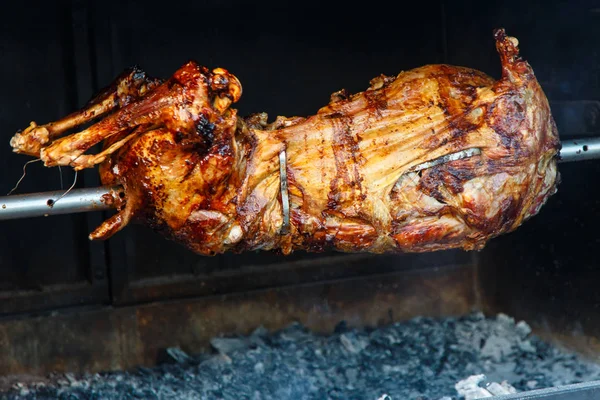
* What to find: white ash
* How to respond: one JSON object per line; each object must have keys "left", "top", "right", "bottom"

{"left": 455, "top": 374, "right": 517, "bottom": 399}
{"left": 2, "top": 312, "right": 600, "bottom": 400}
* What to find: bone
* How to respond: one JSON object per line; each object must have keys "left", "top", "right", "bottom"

{"left": 10, "top": 68, "right": 157, "bottom": 158}
{"left": 88, "top": 207, "right": 132, "bottom": 240}
{"left": 57, "top": 128, "right": 140, "bottom": 171}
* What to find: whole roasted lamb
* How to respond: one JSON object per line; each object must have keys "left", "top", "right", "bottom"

{"left": 10, "top": 29, "right": 560, "bottom": 256}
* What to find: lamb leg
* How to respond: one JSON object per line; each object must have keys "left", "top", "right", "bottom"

{"left": 10, "top": 67, "right": 161, "bottom": 158}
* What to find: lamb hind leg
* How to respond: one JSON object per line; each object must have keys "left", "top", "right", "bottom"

{"left": 10, "top": 67, "right": 161, "bottom": 158}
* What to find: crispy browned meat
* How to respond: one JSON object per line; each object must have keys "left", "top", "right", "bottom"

{"left": 10, "top": 29, "right": 560, "bottom": 255}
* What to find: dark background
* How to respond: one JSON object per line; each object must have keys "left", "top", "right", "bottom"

{"left": 0, "top": 0, "right": 598, "bottom": 321}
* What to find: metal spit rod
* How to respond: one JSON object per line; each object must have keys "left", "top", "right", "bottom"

{"left": 491, "top": 378, "right": 600, "bottom": 399}
{"left": 557, "top": 137, "right": 600, "bottom": 162}
{"left": 0, "top": 186, "right": 120, "bottom": 221}
{"left": 0, "top": 137, "right": 598, "bottom": 221}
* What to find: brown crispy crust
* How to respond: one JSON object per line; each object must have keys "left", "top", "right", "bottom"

{"left": 10, "top": 29, "right": 560, "bottom": 256}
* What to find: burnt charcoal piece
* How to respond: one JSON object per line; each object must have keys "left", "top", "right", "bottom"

{"left": 3, "top": 313, "right": 600, "bottom": 400}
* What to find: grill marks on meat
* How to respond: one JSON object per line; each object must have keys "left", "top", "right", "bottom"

{"left": 10, "top": 29, "right": 560, "bottom": 255}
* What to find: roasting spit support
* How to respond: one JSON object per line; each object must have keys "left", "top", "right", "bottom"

{"left": 557, "top": 137, "right": 600, "bottom": 163}
{"left": 0, "top": 186, "right": 121, "bottom": 221}
{"left": 0, "top": 137, "right": 598, "bottom": 221}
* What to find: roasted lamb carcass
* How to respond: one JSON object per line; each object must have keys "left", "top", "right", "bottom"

{"left": 10, "top": 29, "right": 560, "bottom": 256}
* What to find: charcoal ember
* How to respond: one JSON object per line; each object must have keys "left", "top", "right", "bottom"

{"left": 480, "top": 335, "right": 515, "bottom": 362}
{"left": 200, "top": 352, "right": 232, "bottom": 368}
{"left": 486, "top": 381, "right": 517, "bottom": 395}
{"left": 3, "top": 312, "right": 600, "bottom": 400}
{"left": 278, "top": 322, "right": 313, "bottom": 343}
{"left": 210, "top": 326, "right": 272, "bottom": 356}
{"left": 339, "top": 332, "right": 369, "bottom": 354}
{"left": 210, "top": 337, "right": 250, "bottom": 354}
{"left": 515, "top": 321, "right": 532, "bottom": 338}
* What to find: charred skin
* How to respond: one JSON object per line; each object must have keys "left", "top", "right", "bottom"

{"left": 10, "top": 29, "right": 560, "bottom": 256}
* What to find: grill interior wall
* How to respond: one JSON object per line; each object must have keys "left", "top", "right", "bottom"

{"left": 477, "top": 160, "right": 600, "bottom": 359}
{"left": 0, "top": 0, "right": 599, "bottom": 375}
